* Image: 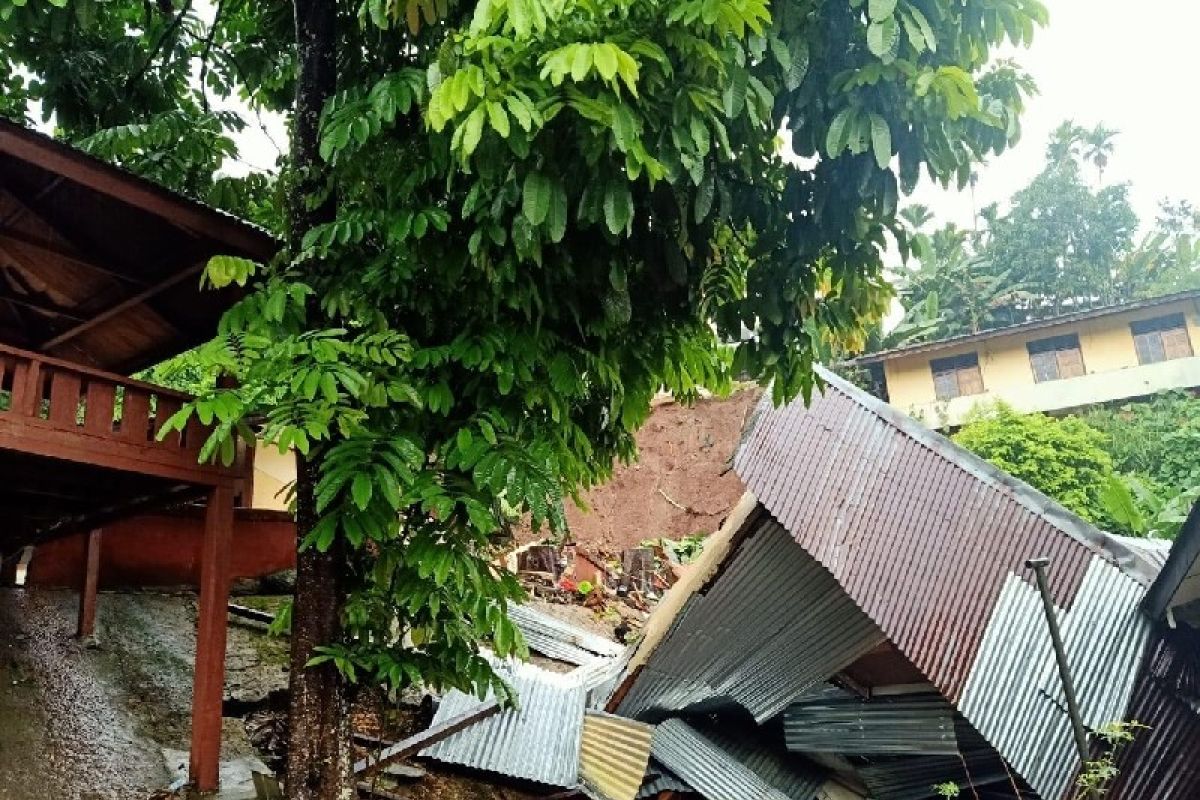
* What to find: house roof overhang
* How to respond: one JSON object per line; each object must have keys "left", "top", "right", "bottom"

{"left": 0, "top": 119, "right": 278, "bottom": 374}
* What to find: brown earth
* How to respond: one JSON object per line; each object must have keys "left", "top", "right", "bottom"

{"left": 525, "top": 387, "right": 761, "bottom": 553}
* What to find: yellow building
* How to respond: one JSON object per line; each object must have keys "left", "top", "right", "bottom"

{"left": 854, "top": 291, "right": 1200, "bottom": 428}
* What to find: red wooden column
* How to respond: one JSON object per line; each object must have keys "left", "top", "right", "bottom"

{"left": 76, "top": 528, "right": 102, "bottom": 639}
{"left": 190, "top": 483, "right": 235, "bottom": 793}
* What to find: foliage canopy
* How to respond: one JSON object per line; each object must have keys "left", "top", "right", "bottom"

{"left": 4, "top": 0, "right": 1046, "bottom": 713}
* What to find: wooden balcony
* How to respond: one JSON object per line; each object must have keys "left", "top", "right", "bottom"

{"left": 0, "top": 343, "right": 244, "bottom": 486}
{"left": 0, "top": 343, "right": 247, "bottom": 551}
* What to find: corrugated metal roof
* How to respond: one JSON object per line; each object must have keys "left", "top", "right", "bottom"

{"left": 857, "top": 751, "right": 1015, "bottom": 800}
{"left": 783, "top": 693, "right": 958, "bottom": 755}
{"left": 958, "top": 557, "right": 1150, "bottom": 800}
{"left": 650, "top": 718, "right": 824, "bottom": 800}
{"left": 849, "top": 289, "right": 1200, "bottom": 365}
{"left": 509, "top": 604, "right": 624, "bottom": 665}
{"left": 616, "top": 518, "right": 884, "bottom": 723}
{"left": 733, "top": 368, "right": 1159, "bottom": 706}
{"left": 635, "top": 761, "right": 693, "bottom": 799}
{"left": 1108, "top": 628, "right": 1200, "bottom": 798}
{"left": 579, "top": 712, "right": 654, "bottom": 800}
{"left": 421, "top": 659, "right": 585, "bottom": 787}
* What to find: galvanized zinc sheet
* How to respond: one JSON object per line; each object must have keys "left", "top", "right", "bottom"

{"left": 579, "top": 712, "right": 655, "bottom": 800}
{"left": 733, "top": 369, "right": 1156, "bottom": 705}
{"left": 650, "top": 718, "right": 824, "bottom": 800}
{"left": 616, "top": 518, "right": 885, "bottom": 723}
{"left": 509, "top": 603, "right": 625, "bottom": 665}
{"left": 857, "top": 751, "right": 1014, "bottom": 800}
{"left": 958, "top": 557, "right": 1150, "bottom": 800}
{"left": 635, "top": 761, "right": 693, "bottom": 799}
{"left": 783, "top": 693, "right": 958, "bottom": 755}
{"left": 421, "top": 659, "right": 585, "bottom": 787}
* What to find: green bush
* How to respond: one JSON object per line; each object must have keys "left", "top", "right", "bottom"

{"left": 953, "top": 402, "right": 1120, "bottom": 530}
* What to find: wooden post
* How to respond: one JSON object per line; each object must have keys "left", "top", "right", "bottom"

{"left": 189, "top": 483, "right": 234, "bottom": 794}
{"left": 76, "top": 528, "right": 102, "bottom": 639}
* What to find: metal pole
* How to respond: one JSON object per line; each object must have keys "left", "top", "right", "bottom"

{"left": 1026, "top": 557, "right": 1090, "bottom": 762}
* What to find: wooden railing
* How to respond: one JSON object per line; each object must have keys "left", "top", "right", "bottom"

{"left": 0, "top": 342, "right": 245, "bottom": 484}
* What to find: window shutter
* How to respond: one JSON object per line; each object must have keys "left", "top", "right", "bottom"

{"left": 1161, "top": 325, "right": 1193, "bottom": 360}
{"left": 1056, "top": 346, "right": 1085, "bottom": 378}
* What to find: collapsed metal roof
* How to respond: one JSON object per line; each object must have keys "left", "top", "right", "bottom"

{"left": 616, "top": 518, "right": 884, "bottom": 724}
{"left": 782, "top": 691, "right": 959, "bottom": 756}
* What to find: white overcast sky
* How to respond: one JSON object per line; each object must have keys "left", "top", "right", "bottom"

{"left": 230, "top": 0, "right": 1200, "bottom": 232}
{"left": 907, "top": 0, "right": 1200, "bottom": 232}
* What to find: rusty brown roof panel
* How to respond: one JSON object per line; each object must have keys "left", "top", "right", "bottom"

{"left": 1107, "top": 628, "right": 1200, "bottom": 799}
{"left": 733, "top": 369, "right": 1161, "bottom": 703}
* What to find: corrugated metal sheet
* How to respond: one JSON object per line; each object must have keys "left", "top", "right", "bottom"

{"left": 857, "top": 751, "right": 1014, "bottom": 800}
{"left": 579, "top": 712, "right": 655, "bottom": 800}
{"left": 509, "top": 604, "right": 625, "bottom": 665}
{"left": 421, "top": 659, "right": 585, "bottom": 787}
{"left": 636, "top": 761, "right": 693, "bottom": 799}
{"left": 616, "top": 519, "right": 885, "bottom": 723}
{"left": 650, "top": 718, "right": 824, "bottom": 800}
{"left": 1108, "top": 628, "right": 1200, "bottom": 798}
{"left": 571, "top": 646, "right": 634, "bottom": 710}
{"left": 783, "top": 693, "right": 958, "bottom": 755}
{"left": 958, "top": 557, "right": 1150, "bottom": 800}
{"left": 733, "top": 371, "right": 1157, "bottom": 707}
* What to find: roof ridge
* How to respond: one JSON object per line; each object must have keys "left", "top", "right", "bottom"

{"left": 801, "top": 365, "right": 1162, "bottom": 586}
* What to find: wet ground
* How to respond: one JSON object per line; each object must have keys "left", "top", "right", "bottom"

{"left": 0, "top": 588, "right": 287, "bottom": 800}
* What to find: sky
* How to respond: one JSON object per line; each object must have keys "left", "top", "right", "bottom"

{"left": 908, "top": 0, "right": 1200, "bottom": 233}
{"left": 228, "top": 0, "right": 1200, "bottom": 232}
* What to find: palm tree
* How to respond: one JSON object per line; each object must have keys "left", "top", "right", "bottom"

{"left": 1046, "top": 120, "right": 1085, "bottom": 165}
{"left": 1083, "top": 124, "right": 1118, "bottom": 183}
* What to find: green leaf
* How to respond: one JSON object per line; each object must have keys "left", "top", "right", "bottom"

{"left": 826, "top": 108, "right": 852, "bottom": 156}
{"left": 546, "top": 181, "right": 569, "bottom": 243}
{"left": 523, "top": 172, "right": 552, "bottom": 225}
{"left": 351, "top": 473, "right": 373, "bottom": 511}
{"left": 460, "top": 104, "right": 486, "bottom": 156}
{"left": 785, "top": 39, "right": 810, "bottom": 91}
{"left": 486, "top": 101, "right": 510, "bottom": 138}
{"left": 867, "top": 17, "right": 899, "bottom": 60}
{"left": 603, "top": 180, "right": 633, "bottom": 235}
{"left": 869, "top": 113, "right": 892, "bottom": 169}
{"left": 868, "top": 0, "right": 897, "bottom": 22}
{"left": 593, "top": 43, "right": 619, "bottom": 81}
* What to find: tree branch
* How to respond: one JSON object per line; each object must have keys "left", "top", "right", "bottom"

{"left": 199, "top": 0, "right": 225, "bottom": 114}
{"left": 125, "top": 0, "right": 195, "bottom": 93}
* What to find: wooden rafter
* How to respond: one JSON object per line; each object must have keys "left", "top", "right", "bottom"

{"left": 0, "top": 227, "right": 149, "bottom": 288}
{"left": 39, "top": 261, "right": 203, "bottom": 350}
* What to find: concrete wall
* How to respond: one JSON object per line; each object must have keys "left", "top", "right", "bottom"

{"left": 883, "top": 298, "right": 1200, "bottom": 427}
{"left": 251, "top": 445, "right": 294, "bottom": 512}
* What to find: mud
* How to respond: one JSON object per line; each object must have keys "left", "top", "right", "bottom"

{"left": 521, "top": 388, "right": 760, "bottom": 552}
{"left": 0, "top": 588, "right": 287, "bottom": 800}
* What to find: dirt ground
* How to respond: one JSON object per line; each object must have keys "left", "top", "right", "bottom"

{"left": 0, "top": 589, "right": 286, "bottom": 800}
{"left": 527, "top": 387, "right": 760, "bottom": 552}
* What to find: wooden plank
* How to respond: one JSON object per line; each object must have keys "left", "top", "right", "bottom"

{"left": 119, "top": 388, "right": 151, "bottom": 442}
{"left": 0, "top": 414, "right": 244, "bottom": 485}
{"left": 0, "top": 228, "right": 148, "bottom": 287}
{"left": 48, "top": 370, "right": 82, "bottom": 427}
{"left": 76, "top": 528, "right": 102, "bottom": 638}
{"left": 353, "top": 701, "right": 502, "bottom": 777}
{"left": 189, "top": 485, "right": 235, "bottom": 794}
{"left": 10, "top": 358, "right": 41, "bottom": 417}
{"left": 83, "top": 380, "right": 116, "bottom": 435}
{"left": 0, "top": 340, "right": 194, "bottom": 400}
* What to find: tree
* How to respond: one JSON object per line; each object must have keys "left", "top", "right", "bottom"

{"left": 2, "top": 0, "right": 1048, "bottom": 797}
{"left": 953, "top": 403, "right": 1120, "bottom": 530}
{"left": 1082, "top": 123, "right": 1117, "bottom": 184}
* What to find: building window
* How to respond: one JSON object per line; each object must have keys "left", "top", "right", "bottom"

{"left": 930, "top": 353, "right": 983, "bottom": 401}
{"left": 1027, "top": 334, "right": 1085, "bottom": 383}
{"left": 1131, "top": 314, "right": 1193, "bottom": 365}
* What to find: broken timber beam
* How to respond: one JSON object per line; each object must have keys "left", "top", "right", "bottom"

{"left": 353, "top": 701, "right": 501, "bottom": 777}
{"left": 76, "top": 528, "right": 102, "bottom": 639}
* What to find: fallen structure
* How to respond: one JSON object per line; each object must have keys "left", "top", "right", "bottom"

{"left": 415, "top": 369, "right": 1199, "bottom": 799}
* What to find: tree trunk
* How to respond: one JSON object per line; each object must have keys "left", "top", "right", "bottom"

{"left": 286, "top": 1, "right": 350, "bottom": 799}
